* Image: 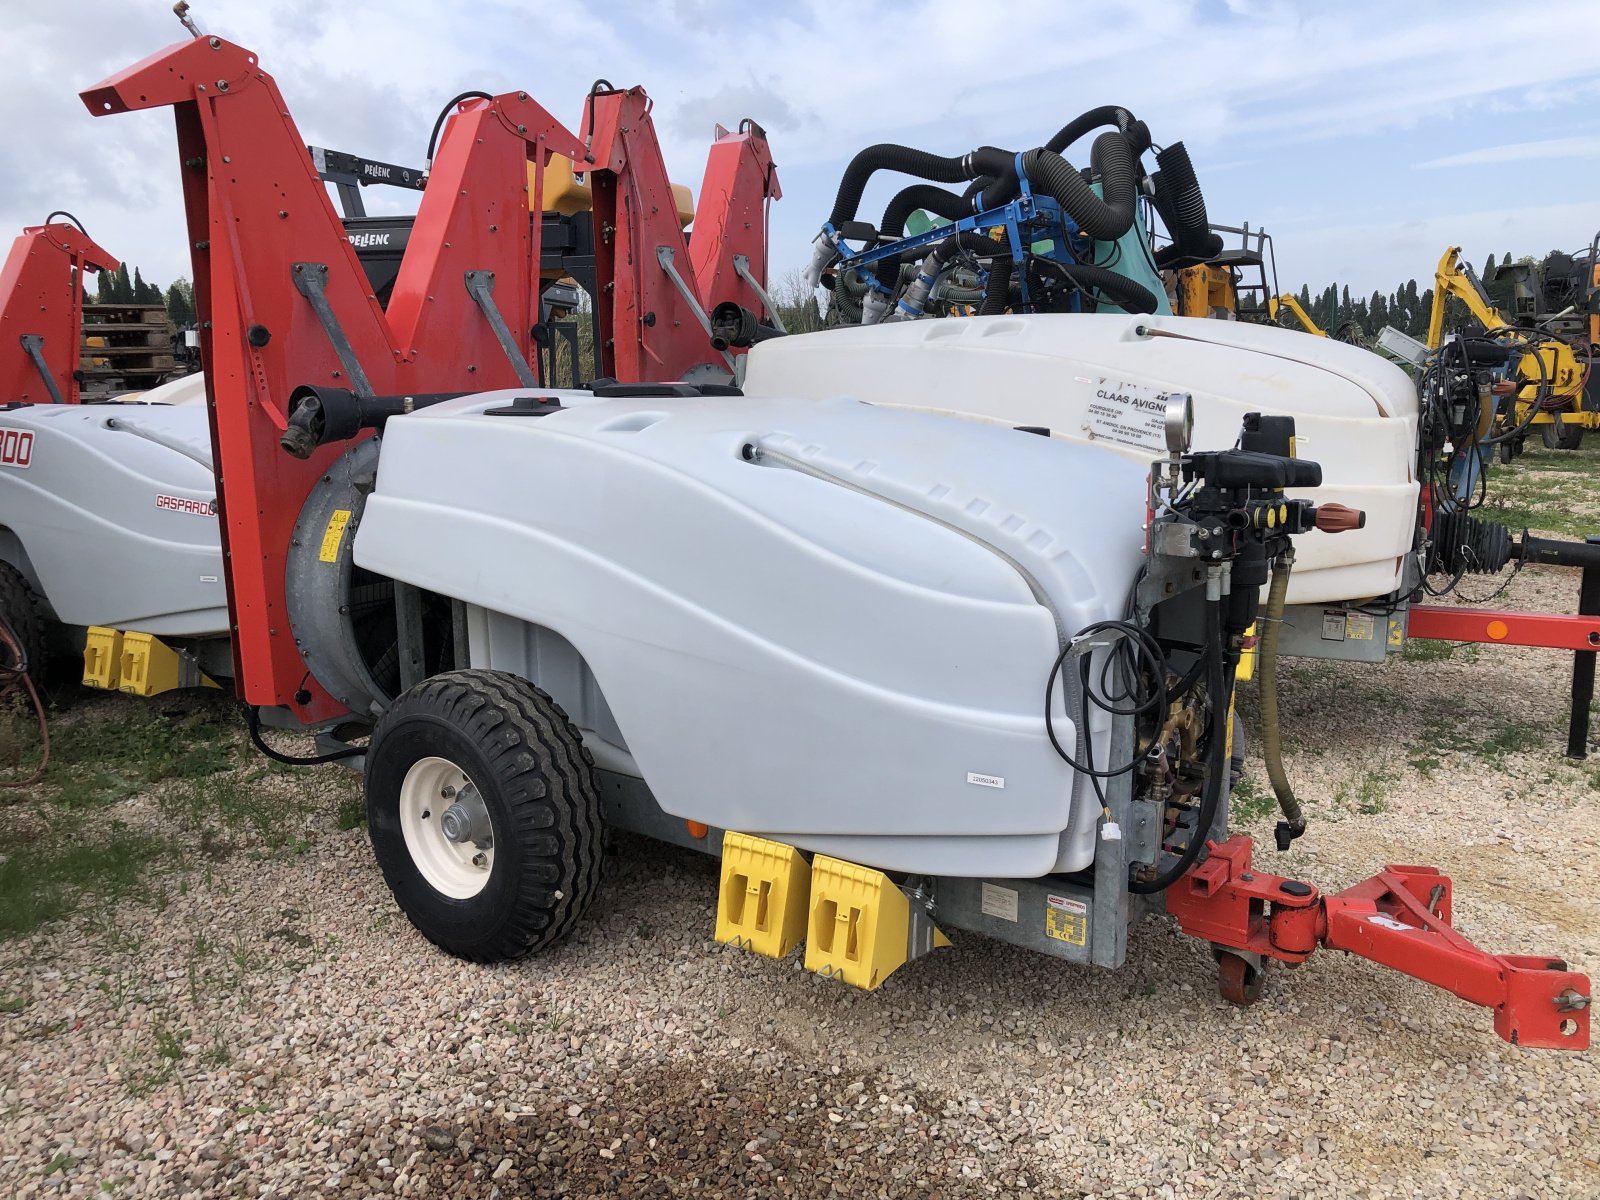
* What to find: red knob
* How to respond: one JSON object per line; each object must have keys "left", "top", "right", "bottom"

{"left": 1314, "top": 503, "right": 1365, "bottom": 533}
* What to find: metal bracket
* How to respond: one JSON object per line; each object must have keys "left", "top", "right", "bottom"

{"left": 732, "top": 254, "right": 786, "bottom": 334}
{"left": 463, "top": 270, "right": 539, "bottom": 387}
{"left": 656, "top": 246, "right": 735, "bottom": 370}
{"left": 19, "top": 335, "right": 65, "bottom": 405}
{"left": 291, "top": 262, "right": 374, "bottom": 398}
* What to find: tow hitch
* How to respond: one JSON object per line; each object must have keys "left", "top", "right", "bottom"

{"left": 1166, "top": 835, "right": 1591, "bottom": 1049}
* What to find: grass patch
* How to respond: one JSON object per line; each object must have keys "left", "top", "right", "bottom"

{"left": 1336, "top": 767, "right": 1393, "bottom": 816}
{"left": 335, "top": 793, "right": 365, "bottom": 831}
{"left": 1229, "top": 774, "right": 1276, "bottom": 822}
{"left": 0, "top": 820, "right": 172, "bottom": 941}
{"left": 1401, "top": 638, "right": 1458, "bottom": 663}
{"left": 158, "top": 773, "right": 307, "bottom": 852}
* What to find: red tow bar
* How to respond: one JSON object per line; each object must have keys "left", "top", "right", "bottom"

{"left": 1166, "top": 836, "right": 1591, "bottom": 1050}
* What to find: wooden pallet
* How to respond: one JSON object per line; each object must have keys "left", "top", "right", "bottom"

{"left": 80, "top": 302, "right": 177, "bottom": 390}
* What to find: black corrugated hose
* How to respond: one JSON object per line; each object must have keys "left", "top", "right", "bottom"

{"left": 1150, "top": 142, "right": 1223, "bottom": 269}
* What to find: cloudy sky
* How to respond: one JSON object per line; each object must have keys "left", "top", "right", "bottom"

{"left": 6, "top": 0, "right": 1600, "bottom": 303}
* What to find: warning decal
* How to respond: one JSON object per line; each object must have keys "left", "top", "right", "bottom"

{"left": 1083, "top": 380, "right": 1171, "bottom": 453}
{"left": 1044, "top": 894, "right": 1088, "bottom": 946}
{"left": 980, "top": 882, "right": 1019, "bottom": 923}
{"left": 319, "top": 509, "right": 353, "bottom": 563}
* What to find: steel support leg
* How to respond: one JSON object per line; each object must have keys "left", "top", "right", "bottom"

{"left": 1566, "top": 538, "right": 1600, "bottom": 758}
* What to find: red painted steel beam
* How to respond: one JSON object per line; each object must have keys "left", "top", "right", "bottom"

{"left": 81, "top": 36, "right": 782, "bottom": 726}
{"left": 1408, "top": 604, "right": 1600, "bottom": 651}
{"left": 1167, "top": 835, "right": 1591, "bottom": 1049}
{"left": 82, "top": 37, "right": 585, "bottom": 722}
{"left": 0, "top": 223, "right": 119, "bottom": 404}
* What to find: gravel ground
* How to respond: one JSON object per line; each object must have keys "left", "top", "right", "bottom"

{"left": 1, "top": 567, "right": 1597, "bottom": 1199}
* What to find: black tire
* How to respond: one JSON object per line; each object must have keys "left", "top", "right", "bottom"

{"left": 1498, "top": 439, "right": 1516, "bottom": 465}
{"left": 0, "top": 562, "right": 47, "bottom": 682}
{"left": 1541, "top": 422, "right": 1584, "bottom": 451}
{"left": 364, "top": 669, "right": 604, "bottom": 961}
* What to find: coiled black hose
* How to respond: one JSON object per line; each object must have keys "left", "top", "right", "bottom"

{"left": 1150, "top": 142, "right": 1222, "bottom": 269}
{"left": 1045, "top": 105, "right": 1149, "bottom": 156}
{"left": 982, "top": 136, "right": 1137, "bottom": 241}
{"left": 826, "top": 145, "right": 975, "bottom": 229}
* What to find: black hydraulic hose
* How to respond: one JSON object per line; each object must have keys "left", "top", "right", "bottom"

{"left": 982, "top": 135, "right": 1138, "bottom": 241}
{"left": 425, "top": 90, "right": 495, "bottom": 165}
{"left": 43, "top": 210, "right": 90, "bottom": 237}
{"left": 1045, "top": 105, "right": 1150, "bottom": 156}
{"left": 1129, "top": 598, "right": 1230, "bottom": 894}
{"left": 1041, "top": 259, "right": 1159, "bottom": 315}
{"left": 980, "top": 256, "right": 1012, "bottom": 315}
{"left": 1150, "top": 142, "right": 1221, "bottom": 269}
{"left": 826, "top": 145, "right": 974, "bottom": 229}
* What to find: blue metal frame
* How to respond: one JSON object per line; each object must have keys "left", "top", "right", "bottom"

{"left": 828, "top": 154, "right": 1096, "bottom": 311}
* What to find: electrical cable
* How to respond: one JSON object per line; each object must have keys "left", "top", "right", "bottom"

{"left": 0, "top": 616, "right": 48, "bottom": 789}
{"left": 243, "top": 704, "right": 365, "bottom": 765}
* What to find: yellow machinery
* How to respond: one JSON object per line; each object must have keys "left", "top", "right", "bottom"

{"left": 1173, "top": 263, "right": 1238, "bottom": 319}
{"left": 1267, "top": 293, "right": 1328, "bottom": 338}
{"left": 1426, "top": 246, "right": 1591, "bottom": 450}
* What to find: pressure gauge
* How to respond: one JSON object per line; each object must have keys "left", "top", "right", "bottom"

{"left": 1164, "top": 391, "right": 1194, "bottom": 455}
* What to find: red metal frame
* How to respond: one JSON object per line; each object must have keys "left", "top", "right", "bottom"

{"left": 0, "top": 222, "right": 119, "bottom": 404}
{"left": 1167, "top": 835, "right": 1590, "bottom": 1049}
{"left": 1408, "top": 604, "right": 1600, "bottom": 651}
{"left": 80, "top": 37, "right": 778, "bottom": 725}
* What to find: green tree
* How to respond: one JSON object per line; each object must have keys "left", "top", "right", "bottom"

{"left": 164, "top": 278, "right": 196, "bottom": 327}
{"left": 111, "top": 262, "right": 132, "bottom": 303}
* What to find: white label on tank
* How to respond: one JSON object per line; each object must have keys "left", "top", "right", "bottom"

{"left": 1082, "top": 379, "right": 1170, "bottom": 453}
{"left": 980, "top": 883, "right": 1019, "bottom": 923}
{"left": 966, "top": 771, "right": 1005, "bottom": 789}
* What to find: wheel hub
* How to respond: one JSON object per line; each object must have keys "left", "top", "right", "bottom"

{"left": 439, "top": 784, "right": 491, "bottom": 847}
{"left": 397, "top": 756, "right": 495, "bottom": 899}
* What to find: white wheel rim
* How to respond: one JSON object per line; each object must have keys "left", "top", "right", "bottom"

{"left": 398, "top": 756, "right": 495, "bottom": 899}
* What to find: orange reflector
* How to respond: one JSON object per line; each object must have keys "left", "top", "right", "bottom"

{"left": 1486, "top": 620, "right": 1509, "bottom": 641}
{"left": 686, "top": 820, "right": 709, "bottom": 840}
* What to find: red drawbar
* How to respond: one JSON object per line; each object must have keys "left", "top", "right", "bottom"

{"left": 1166, "top": 835, "right": 1590, "bottom": 1050}
{"left": 1409, "top": 604, "right": 1600, "bottom": 652}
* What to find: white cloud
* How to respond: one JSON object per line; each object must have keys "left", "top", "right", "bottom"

{"left": 3, "top": 0, "right": 1599, "bottom": 298}
{"left": 1416, "top": 136, "right": 1600, "bottom": 169}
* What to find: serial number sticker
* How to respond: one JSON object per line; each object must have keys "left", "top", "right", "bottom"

{"left": 1045, "top": 894, "right": 1088, "bottom": 946}
{"left": 1345, "top": 612, "right": 1375, "bottom": 642}
{"left": 980, "top": 882, "right": 1019, "bottom": 923}
{"left": 967, "top": 771, "right": 1005, "bottom": 789}
{"left": 1082, "top": 379, "right": 1171, "bottom": 454}
{"left": 1320, "top": 610, "right": 1347, "bottom": 642}
{"left": 319, "top": 509, "right": 353, "bottom": 563}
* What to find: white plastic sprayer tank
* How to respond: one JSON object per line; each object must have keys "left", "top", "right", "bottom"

{"left": 743, "top": 314, "right": 1420, "bottom": 606}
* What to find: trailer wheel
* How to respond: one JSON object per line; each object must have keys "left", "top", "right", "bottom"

{"left": 1216, "top": 950, "right": 1264, "bottom": 1006}
{"left": 1541, "top": 422, "right": 1584, "bottom": 451}
{"left": 0, "top": 562, "right": 47, "bottom": 683}
{"left": 365, "top": 669, "right": 603, "bottom": 962}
